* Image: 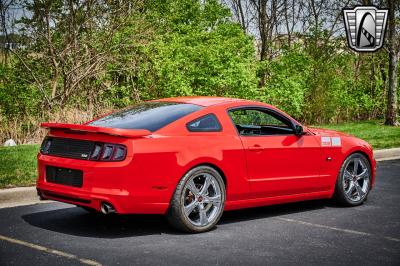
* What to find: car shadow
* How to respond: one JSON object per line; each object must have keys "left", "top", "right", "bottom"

{"left": 22, "top": 207, "right": 176, "bottom": 238}
{"left": 220, "top": 199, "right": 336, "bottom": 225}
{"left": 22, "top": 199, "right": 336, "bottom": 238}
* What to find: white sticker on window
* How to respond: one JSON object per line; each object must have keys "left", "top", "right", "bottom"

{"left": 331, "top": 137, "right": 341, "bottom": 147}
{"left": 321, "top": 137, "right": 331, "bottom": 147}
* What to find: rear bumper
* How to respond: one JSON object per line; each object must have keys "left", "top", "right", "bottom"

{"left": 36, "top": 181, "right": 132, "bottom": 212}
{"left": 36, "top": 154, "right": 169, "bottom": 214}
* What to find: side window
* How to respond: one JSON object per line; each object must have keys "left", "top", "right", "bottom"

{"left": 187, "top": 114, "right": 222, "bottom": 132}
{"left": 229, "top": 108, "right": 293, "bottom": 136}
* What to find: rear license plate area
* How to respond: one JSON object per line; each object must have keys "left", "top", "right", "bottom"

{"left": 46, "top": 166, "right": 83, "bottom": 188}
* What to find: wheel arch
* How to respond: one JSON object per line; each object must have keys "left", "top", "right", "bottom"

{"left": 342, "top": 149, "right": 372, "bottom": 166}
{"left": 352, "top": 150, "right": 372, "bottom": 166}
{"left": 185, "top": 162, "right": 227, "bottom": 188}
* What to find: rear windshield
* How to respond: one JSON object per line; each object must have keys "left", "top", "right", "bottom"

{"left": 88, "top": 102, "right": 202, "bottom": 132}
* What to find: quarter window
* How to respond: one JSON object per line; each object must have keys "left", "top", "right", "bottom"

{"left": 229, "top": 108, "right": 294, "bottom": 136}
{"left": 187, "top": 114, "right": 222, "bottom": 132}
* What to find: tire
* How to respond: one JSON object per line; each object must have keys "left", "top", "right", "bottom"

{"left": 334, "top": 153, "right": 371, "bottom": 206}
{"left": 167, "top": 166, "right": 226, "bottom": 233}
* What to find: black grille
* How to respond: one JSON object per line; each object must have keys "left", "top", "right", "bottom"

{"left": 46, "top": 166, "right": 83, "bottom": 187}
{"left": 45, "top": 137, "right": 95, "bottom": 160}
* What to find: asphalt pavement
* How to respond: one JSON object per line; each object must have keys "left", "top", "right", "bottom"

{"left": 0, "top": 160, "right": 399, "bottom": 265}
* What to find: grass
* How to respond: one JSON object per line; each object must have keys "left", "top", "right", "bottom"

{"left": 0, "top": 144, "right": 39, "bottom": 188}
{"left": 313, "top": 120, "right": 400, "bottom": 150}
{"left": 0, "top": 120, "right": 399, "bottom": 188}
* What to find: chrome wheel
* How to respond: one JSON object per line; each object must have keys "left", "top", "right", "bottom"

{"left": 343, "top": 157, "right": 370, "bottom": 202}
{"left": 181, "top": 173, "right": 222, "bottom": 227}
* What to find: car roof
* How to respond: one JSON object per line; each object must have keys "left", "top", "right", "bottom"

{"left": 155, "top": 96, "right": 297, "bottom": 124}
{"left": 156, "top": 96, "right": 254, "bottom": 107}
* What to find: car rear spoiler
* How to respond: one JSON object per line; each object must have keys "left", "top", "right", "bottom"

{"left": 40, "top": 123, "right": 151, "bottom": 138}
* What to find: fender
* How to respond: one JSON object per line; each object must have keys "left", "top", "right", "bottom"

{"left": 175, "top": 155, "right": 250, "bottom": 202}
{"left": 342, "top": 145, "right": 376, "bottom": 188}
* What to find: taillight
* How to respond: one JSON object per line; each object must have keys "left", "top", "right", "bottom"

{"left": 89, "top": 143, "right": 127, "bottom": 162}
{"left": 101, "top": 145, "right": 114, "bottom": 161}
{"left": 90, "top": 143, "right": 103, "bottom": 160}
{"left": 113, "top": 146, "right": 127, "bottom": 161}
{"left": 40, "top": 138, "right": 52, "bottom": 154}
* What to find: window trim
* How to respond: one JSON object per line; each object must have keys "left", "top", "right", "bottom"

{"left": 186, "top": 113, "right": 223, "bottom": 132}
{"left": 227, "top": 106, "right": 297, "bottom": 137}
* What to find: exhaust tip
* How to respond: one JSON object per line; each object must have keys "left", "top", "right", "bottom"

{"left": 37, "top": 189, "right": 46, "bottom": 201}
{"left": 101, "top": 202, "right": 115, "bottom": 214}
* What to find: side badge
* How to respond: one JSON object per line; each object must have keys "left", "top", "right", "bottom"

{"left": 331, "top": 137, "right": 342, "bottom": 147}
{"left": 321, "top": 137, "right": 331, "bottom": 147}
{"left": 321, "top": 136, "right": 342, "bottom": 147}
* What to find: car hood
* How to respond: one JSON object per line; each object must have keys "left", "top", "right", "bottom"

{"left": 307, "top": 127, "right": 352, "bottom": 137}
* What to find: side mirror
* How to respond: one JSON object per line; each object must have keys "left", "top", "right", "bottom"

{"left": 294, "top": 125, "right": 304, "bottom": 136}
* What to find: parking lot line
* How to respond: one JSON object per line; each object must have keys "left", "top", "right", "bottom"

{"left": 384, "top": 236, "right": 400, "bottom": 242}
{"left": 276, "top": 217, "right": 400, "bottom": 242}
{"left": 0, "top": 234, "right": 102, "bottom": 266}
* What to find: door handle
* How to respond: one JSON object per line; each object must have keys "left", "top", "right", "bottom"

{"left": 248, "top": 145, "right": 264, "bottom": 151}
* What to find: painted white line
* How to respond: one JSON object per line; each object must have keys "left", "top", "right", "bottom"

{"left": 277, "top": 217, "right": 400, "bottom": 242}
{"left": 277, "top": 217, "right": 371, "bottom": 236}
{"left": 0, "top": 234, "right": 102, "bottom": 266}
{"left": 384, "top": 236, "right": 400, "bottom": 242}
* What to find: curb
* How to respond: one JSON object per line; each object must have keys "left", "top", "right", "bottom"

{"left": 0, "top": 186, "right": 52, "bottom": 209}
{"left": 0, "top": 148, "right": 399, "bottom": 209}
{"left": 374, "top": 148, "right": 400, "bottom": 162}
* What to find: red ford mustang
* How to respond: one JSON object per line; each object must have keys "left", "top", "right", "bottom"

{"left": 37, "top": 97, "right": 376, "bottom": 232}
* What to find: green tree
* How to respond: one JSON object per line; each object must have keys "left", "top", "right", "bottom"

{"left": 138, "top": 0, "right": 258, "bottom": 99}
